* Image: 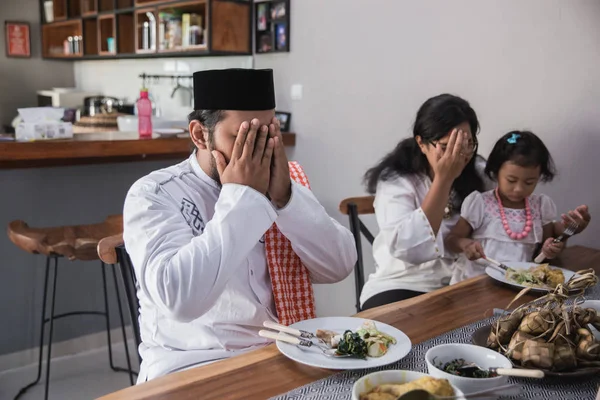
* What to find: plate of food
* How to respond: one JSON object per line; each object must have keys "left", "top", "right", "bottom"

{"left": 271, "top": 317, "right": 411, "bottom": 370}
{"left": 471, "top": 289, "right": 600, "bottom": 378}
{"left": 485, "top": 262, "right": 577, "bottom": 292}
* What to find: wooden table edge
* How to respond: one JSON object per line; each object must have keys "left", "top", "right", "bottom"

{"left": 97, "top": 245, "right": 599, "bottom": 400}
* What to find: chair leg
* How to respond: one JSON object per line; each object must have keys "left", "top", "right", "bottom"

{"left": 101, "top": 261, "right": 117, "bottom": 371}
{"left": 111, "top": 263, "right": 135, "bottom": 385}
{"left": 44, "top": 256, "right": 59, "bottom": 400}
{"left": 14, "top": 256, "right": 52, "bottom": 400}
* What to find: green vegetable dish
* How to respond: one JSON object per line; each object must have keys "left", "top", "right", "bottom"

{"left": 434, "top": 358, "right": 498, "bottom": 378}
{"left": 317, "top": 321, "right": 397, "bottom": 359}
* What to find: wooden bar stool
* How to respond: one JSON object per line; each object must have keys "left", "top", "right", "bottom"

{"left": 98, "top": 233, "right": 142, "bottom": 364}
{"left": 7, "top": 215, "right": 135, "bottom": 400}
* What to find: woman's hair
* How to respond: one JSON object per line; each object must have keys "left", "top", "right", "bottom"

{"left": 485, "top": 130, "right": 556, "bottom": 182}
{"left": 364, "top": 94, "right": 485, "bottom": 205}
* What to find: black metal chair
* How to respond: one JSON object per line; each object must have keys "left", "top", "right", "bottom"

{"left": 115, "top": 244, "right": 142, "bottom": 361}
{"left": 338, "top": 196, "right": 376, "bottom": 313}
{"left": 8, "top": 217, "right": 135, "bottom": 400}
{"left": 98, "top": 234, "right": 142, "bottom": 365}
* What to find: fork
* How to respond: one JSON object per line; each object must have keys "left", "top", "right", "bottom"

{"left": 534, "top": 220, "right": 579, "bottom": 263}
{"left": 258, "top": 329, "right": 352, "bottom": 357}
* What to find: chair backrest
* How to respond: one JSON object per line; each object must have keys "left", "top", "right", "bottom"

{"left": 98, "top": 233, "right": 142, "bottom": 360}
{"left": 338, "top": 196, "right": 375, "bottom": 313}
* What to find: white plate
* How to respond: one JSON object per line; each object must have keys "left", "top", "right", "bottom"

{"left": 275, "top": 317, "right": 411, "bottom": 370}
{"left": 485, "top": 261, "right": 577, "bottom": 293}
{"left": 154, "top": 128, "right": 185, "bottom": 136}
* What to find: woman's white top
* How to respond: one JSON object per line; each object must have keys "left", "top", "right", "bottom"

{"left": 360, "top": 159, "right": 492, "bottom": 306}
{"left": 449, "top": 190, "right": 557, "bottom": 284}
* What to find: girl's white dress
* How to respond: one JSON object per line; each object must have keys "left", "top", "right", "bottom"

{"left": 450, "top": 189, "right": 557, "bottom": 284}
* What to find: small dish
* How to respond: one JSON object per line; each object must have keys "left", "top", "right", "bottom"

{"left": 425, "top": 343, "right": 512, "bottom": 395}
{"left": 154, "top": 128, "right": 185, "bottom": 137}
{"left": 352, "top": 370, "right": 465, "bottom": 400}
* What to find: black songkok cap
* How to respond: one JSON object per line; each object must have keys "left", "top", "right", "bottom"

{"left": 193, "top": 68, "right": 276, "bottom": 111}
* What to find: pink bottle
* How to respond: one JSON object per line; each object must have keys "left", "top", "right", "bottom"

{"left": 137, "top": 89, "right": 153, "bottom": 139}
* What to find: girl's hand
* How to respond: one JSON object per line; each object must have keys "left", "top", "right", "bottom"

{"left": 561, "top": 205, "right": 591, "bottom": 234}
{"left": 464, "top": 240, "right": 486, "bottom": 261}
{"left": 542, "top": 237, "right": 565, "bottom": 259}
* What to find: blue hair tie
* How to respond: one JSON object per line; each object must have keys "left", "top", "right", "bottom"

{"left": 507, "top": 133, "right": 520, "bottom": 144}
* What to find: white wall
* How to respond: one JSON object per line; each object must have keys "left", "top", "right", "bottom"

{"left": 255, "top": 0, "right": 600, "bottom": 317}
{"left": 69, "top": 0, "right": 600, "bottom": 319}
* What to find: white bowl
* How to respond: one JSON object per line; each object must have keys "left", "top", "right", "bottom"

{"left": 116, "top": 116, "right": 188, "bottom": 132}
{"left": 425, "top": 343, "right": 512, "bottom": 395}
{"left": 352, "top": 370, "right": 465, "bottom": 400}
{"left": 581, "top": 300, "right": 600, "bottom": 340}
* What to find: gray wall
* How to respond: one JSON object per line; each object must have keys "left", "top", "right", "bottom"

{"left": 0, "top": 160, "right": 174, "bottom": 356}
{"left": 0, "top": 0, "right": 75, "bottom": 126}
{"left": 255, "top": 0, "right": 600, "bottom": 317}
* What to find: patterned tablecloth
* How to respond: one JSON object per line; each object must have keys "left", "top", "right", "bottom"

{"left": 271, "top": 284, "right": 600, "bottom": 400}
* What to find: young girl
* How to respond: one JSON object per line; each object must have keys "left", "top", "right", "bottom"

{"left": 445, "top": 130, "right": 591, "bottom": 284}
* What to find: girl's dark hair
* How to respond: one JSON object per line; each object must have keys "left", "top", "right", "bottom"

{"left": 364, "top": 94, "right": 485, "bottom": 206}
{"left": 485, "top": 130, "right": 556, "bottom": 182}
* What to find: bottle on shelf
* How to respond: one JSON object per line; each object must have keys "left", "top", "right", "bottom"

{"left": 137, "top": 88, "right": 153, "bottom": 139}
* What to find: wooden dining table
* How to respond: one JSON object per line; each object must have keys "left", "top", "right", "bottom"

{"left": 99, "top": 245, "right": 600, "bottom": 400}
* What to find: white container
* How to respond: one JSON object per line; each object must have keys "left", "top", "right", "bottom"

{"left": 425, "top": 343, "right": 512, "bottom": 396}
{"left": 44, "top": 1, "right": 54, "bottom": 23}
{"left": 116, "top": 115, "right": 187, "bottom": 132}
{"left": 352, "top": 370, "right": 465, "bottom": 400}
{"left": 15, "top": 107, "right": 73, "bottom": 141}
{"left": 16, "top": 122, "right": 73, "bottom": 141}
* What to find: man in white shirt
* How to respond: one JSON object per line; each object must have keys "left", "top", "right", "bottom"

{"left": 123, "top": 68, "right": 356, "bottom": 383}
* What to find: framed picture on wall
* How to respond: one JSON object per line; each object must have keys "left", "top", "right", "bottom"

{"left": 5, "top": 21, "right": 31, "bottom": 58}
{"left": 275, "top": 111, "right": 291, "bottom": 132}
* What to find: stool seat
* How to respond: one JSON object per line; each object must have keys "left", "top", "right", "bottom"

{"left": 8, "top": 215, "right": 123, "bottom": 261}
{"left": 98, "top": 233, "right": 124, "bottom": 265}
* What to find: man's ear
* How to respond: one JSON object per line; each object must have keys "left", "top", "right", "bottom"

{"left": 189, "top": 120, "right": 209, "bottom": 149}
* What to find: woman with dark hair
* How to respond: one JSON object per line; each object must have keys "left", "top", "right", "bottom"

{"left": 360, "top": 94, "right": 492, "bottom": 310}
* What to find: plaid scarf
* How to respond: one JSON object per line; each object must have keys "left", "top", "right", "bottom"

{"left": 264, "top": 162, "right": 317, "bottom": 326}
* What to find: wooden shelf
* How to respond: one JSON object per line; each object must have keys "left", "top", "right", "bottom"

{"left": 42, "top": 20, "right": 83, "bottom": 58}
{"left": 83, "top": 18, "right": 98, "bottom": 55}
{"left": 117, "top": 13, "right": 136, "bottom": 54}
{"left": 0, "top": 132, "right": 296, "bottom": 169}
{"left": 82, "top": 0, "right": 98, "bottom": 16}
{"left": 98, "top": 14, "right": 116, "bottom": 55}
{"left": 41, "top": 0, "right": 252, "bottom": 61}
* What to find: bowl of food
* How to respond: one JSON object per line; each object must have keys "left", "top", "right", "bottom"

{"left": 352, "top": 370, "right": 465, "bottom": 400}
{"left": 425, "top": 343, "right": 512, "bottom": 394}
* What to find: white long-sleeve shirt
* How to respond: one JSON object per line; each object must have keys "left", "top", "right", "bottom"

{"left": 360, "top": 158, "right": 492, "bottom": 306}
{"left": 123, "top": 154, "right": 356, "bottom": 382}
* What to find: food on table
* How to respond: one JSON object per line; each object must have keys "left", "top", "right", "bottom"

{"left": 433, "top": 357, "right": 498, "bottom": 378}
{"left": 359, "top": 376, "right": 454, "bottom": 400}
{"left": 505, "top": 263, "right": 565, "bottom": 289}
{"left": 316, "top": 321, "right": 397, "bottom": 359}
{"left": 487, "top": 269, "right": 600, "bottom": 372}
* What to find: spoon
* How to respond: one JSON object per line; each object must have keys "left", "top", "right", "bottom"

{"left": 456, "top": 362, "right": 544, "bottom": 378}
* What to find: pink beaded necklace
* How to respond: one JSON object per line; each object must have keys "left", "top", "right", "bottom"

{"left": 495, "top": 188, "right": 532, "bottom": 240}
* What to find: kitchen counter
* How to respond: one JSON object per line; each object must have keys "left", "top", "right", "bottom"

{"left": 0, "top": 131, "right": 297, "bottom": 169}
